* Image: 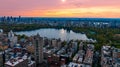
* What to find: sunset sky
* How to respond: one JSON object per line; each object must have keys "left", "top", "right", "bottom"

{"left": 0, "top": 0, "right": 120, "bottom": 18}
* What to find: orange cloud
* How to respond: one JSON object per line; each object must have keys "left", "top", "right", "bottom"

{"left": 0, "top": 0, "right": 120, "bottom": 18}
{"left": 20, "top": 7, "right": 120, "bottom": 18}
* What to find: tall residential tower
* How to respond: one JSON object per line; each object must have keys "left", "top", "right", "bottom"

{"left": 34, "top": 34, "right": 44, "bottom": 66}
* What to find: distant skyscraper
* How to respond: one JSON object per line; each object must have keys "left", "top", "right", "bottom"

{"left": 34, "top": 34, "right": 44, "bottom": 66}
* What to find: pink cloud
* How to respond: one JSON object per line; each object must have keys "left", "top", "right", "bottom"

{"left": 0, "top": 0, "right": 120, "bottom": 17}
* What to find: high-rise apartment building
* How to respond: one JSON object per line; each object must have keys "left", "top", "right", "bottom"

{"left": 33, "top": 34, "right": 44, "bottom": 66}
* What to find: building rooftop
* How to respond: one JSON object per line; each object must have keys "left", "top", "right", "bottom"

{"left": 5, "top": 55, "right": 27, "bottom": 66}
{"left": 68, "top": 62, "right": 91, "bottom": 67}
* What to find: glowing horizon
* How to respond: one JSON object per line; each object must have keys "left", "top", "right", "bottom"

{"left": 0, "top": 0, "right": 120, "bottom": 18}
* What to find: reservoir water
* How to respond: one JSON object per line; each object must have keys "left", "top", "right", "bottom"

{"left": 15, "top": 28, "right": 89, "bottom": 41}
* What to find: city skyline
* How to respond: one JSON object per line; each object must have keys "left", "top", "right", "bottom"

{"left": 0, "top": 0, "right": 120, "bottom": 18}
